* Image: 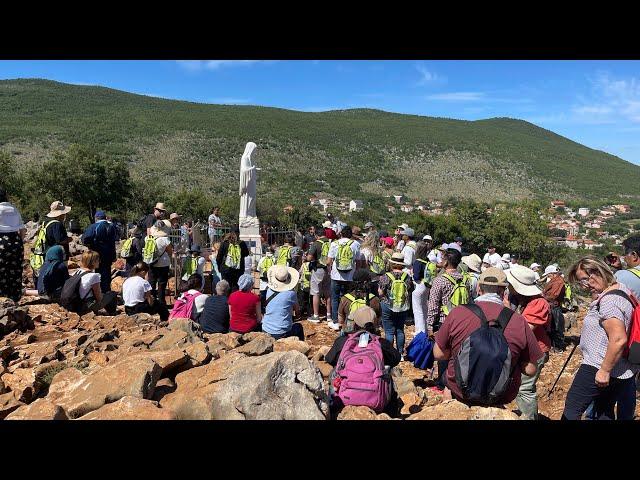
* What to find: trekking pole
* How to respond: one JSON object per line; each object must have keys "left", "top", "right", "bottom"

{"left": 547, "top": 342, "right": 579, "bottom": 399}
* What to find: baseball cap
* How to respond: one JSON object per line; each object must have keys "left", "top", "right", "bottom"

{"left": 478, "top": 267, "right": 508, "bottom": 287}
{"left": 352, "top": 306, "right": 378, "bottom": 328}
{"left": 403, "top": 227, "right": 415, "bottom": 238}
{"left": 95, "top": 210, "right": 106, "bottom": 219}
{"left": 364, "top": 222, "right": 374, "bottom": 229}
{"left": 544, "top": 265, "right": 560, "bottom": 275}
{"left": 423, "top": 235, "right": 433, "bottom": 241}
{"left": 454, "top": 236, "right": 464, "bottom": 243}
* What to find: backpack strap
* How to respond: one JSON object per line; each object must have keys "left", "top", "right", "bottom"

{"left": 627, "top": 268, "right": 640, "bottom": 279}
{"left": 596, "top": 289, "right": 637, "bottom": 329}
{"left": 76, "top": 271, "right": 94, "bottom": 300}
{"left": 464, "top": 303, "right": 488, "bottom": 326}
{"left": 264, "top": 290, "right": 281, "bottom": 308}
{"left": 463, "top": 303, "right": 513, "bottom": 331}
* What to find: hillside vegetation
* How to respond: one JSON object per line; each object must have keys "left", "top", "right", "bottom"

{"left": 1, "top": 78, "right": 639, "bottom": 205}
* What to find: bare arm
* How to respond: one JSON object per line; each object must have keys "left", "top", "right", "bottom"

{"left": 523, "top": 362, "right": 537, "bottom": 376}
{"left": 434, "top": 342, "right": 449, "bottom": 361}
{"left": 91, "top": 283, "right": 103, "bottom": 303}
{"left": 599, "top": 317, "right": 628, "bottom": 377}
{"left": 255, "top": 302, "right": 263, "bottom": 323}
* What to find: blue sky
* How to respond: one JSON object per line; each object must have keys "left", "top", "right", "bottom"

{"left": 2, "top": 60, "right": 640, "bottom": 164}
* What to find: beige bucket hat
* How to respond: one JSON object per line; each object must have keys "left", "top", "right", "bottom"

{"left": 151, "top": 219, "right": 172, "bottom": 238}
{"left": 462, "top": 253, "right": 482, "bottom": 273}
{"left": 506, "top": 264, "right": 543, "bottom": 297}
{"left": 267, "top": 265, "right": 300, "bottom": 292}
{"left": 46, "top": 201, "right": 72, "bottom": 218}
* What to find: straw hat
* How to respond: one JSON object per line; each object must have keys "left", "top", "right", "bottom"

{"left": 462, "top": 253, "right": 482, "bottom": 273}
{"left": 169, "top": 212, "right": 181, "bottom": 221}
{"left": 389, "top": 252, "right": 406, "bottom": 267}
{"left": 151, "top": 219, "right": 171, "bottom": 238}
{"left": 322, "top": 220, "right": 332, "bottom": 228}
{"left": 154, "top": 203, "right": 167, "bottom": 211}
{"left": 506, "top": 264, "right": 542, "bottom": 297}
{"left": 267, "top": 265, "right": 300, "bottom": 292}
{"left": 46, "top": 201, "right": 72, "bottom": 218}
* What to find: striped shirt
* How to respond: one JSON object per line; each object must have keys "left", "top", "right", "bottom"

{"left": 427, "top": 270, "right": 464, "bottom": 330}
{"left": 580, "top": 284, "right": 639, "bottom": 379}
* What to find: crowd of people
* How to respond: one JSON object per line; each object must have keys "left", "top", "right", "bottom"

{"left": 0, "top": 189, "right": 639, "bottom": 420}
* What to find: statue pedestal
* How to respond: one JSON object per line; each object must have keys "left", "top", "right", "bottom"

{"left": 239, "top": 216, "right": 262, "bottom": 265}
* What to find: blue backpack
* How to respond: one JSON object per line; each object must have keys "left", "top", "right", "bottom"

{"left": 406, "top": 331, "right": 435, "bottom": 370}
{"left": 454, "top": 304, "right": 514, "bottom": 406}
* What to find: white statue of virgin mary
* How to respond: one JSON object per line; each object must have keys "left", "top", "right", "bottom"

{"left": 239, "top": 142, "right": 258, "bottom": 224}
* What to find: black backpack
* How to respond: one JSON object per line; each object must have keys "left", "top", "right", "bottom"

{"left": 454, "top": 304, "right": 514, "bottom": 406}
{"left": 59, "top": 271, "right": 92, "bottom": 312}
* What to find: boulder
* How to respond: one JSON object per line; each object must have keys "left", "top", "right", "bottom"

{"left": 274, "top": 337, "right": 311, "bottom": 356}
{"left": 151, "top": 378, "right": 176, "bottom": 402}
{"left": 311, "top": 345, "right": 331, "bottom": 362}
{"left": 469, "top": 407, "right": 520, "bottom": 420}
{"left": 185, "top": 341, "right": 212, "bottom": 367}
{"left": 204, "top": 332, "right": 241, "bottom": 352}
{"left": 2, "top": 367, "right": 39, "bottom": 403}
{"left": 399, "top": 392, "right": 425, "bottom": 416}
{"left": 162, "top": 351, "right": 328, "bottom": 420}
{"left": 313, "top": 360, "right": 333, "bottom": 378}
{"left": 78, "top": 396, "right": 176, "bottom": 420}
{"left": 337, "top": 405, "right": 377, "bottom": 420}
{"left": 46, "top": 357, "right": 162, "bottom": 418}
{"left": 0, "top": 391, "right": 24, "bottom": 419}
{"left": 167, "top": 318, "right": 203, "bottom": 340}
{"left": 407, "top": 399, "right": 472, "bottom": 420}
{"left": 5, "top": 398, "right": 68, "bottom": 420}
{"left": 124, "top": 349, "right": 189, "bottom": 376}
{"left": 235, "top": 333, "right": 274, "bottom": 356}
{"left": 150, "top": 330, "right": 190, "bottom": 351}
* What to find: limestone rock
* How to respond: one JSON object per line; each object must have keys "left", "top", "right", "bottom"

{"left": 78, "top": 396, "right": 176, "bottom": 420}
{"left": 162, "top": 351, "right": 328, "bottom": 420}
{"left": 311, "top": 345, "right": 331, "bottom": 362}
{"left": 167, "top": 318, "right": 203, "bottom": 340}
{"left": 274, "top": 337, "right": 311, "bottom": 356}
{"left": 150, "top": 330, "right": 189, "bottom": 351}
{"left": 337, "top": 405, "right": 378, "bottom": 420}
{"left": 400, "top": 392, "right": 425, "bottom": 416}
{"left": 235, "top": 333, "right": 274, "bottom": 356}
{"left": 314, "top": 360, "right": 333, "bottom": 378}
{"left": 407, "top": 399, "right": 472, "bottom": 420}
{"left": 46, "top": 357, "right": 162, "bottom": 418}
{"left": 0, "top": 391, "right": 24, "bottom": 419}
{"left": 469, "top": 406, "right": 520, "bottom": 420}
{"left": 2, "top": 367, "right": 39, "bottom": 403}
{"left": 151, "top": 378, "right": 176, "bottom": 402}
{"left": 5, "top": 398, "right": 68, "bottom": 420}
{"left": 204, "top": 332, "right": 241, "bottom": 352}
{"left": 125, "top": 349, "right": 189, "bottom": 376}
{"left": 185, "top": 341, "right": 212, "bottom": 367}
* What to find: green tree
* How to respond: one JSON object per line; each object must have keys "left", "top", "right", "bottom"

{"left": 27, "top": 144, "right": 132, "bottom": 224}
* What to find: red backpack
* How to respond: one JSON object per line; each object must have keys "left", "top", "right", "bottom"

{"left": 598, "top": 289, "right": 640, "bottom": 365}
{"left": 169, "top": 291, "right": 202, "bottom": 321}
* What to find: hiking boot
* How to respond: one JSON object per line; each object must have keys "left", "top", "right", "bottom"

{"left": 307, "top": 315, "right": 321, "bottom": 323}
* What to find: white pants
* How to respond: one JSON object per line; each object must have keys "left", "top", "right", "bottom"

{"left": 412, "top": 281, "right": 430, "bottom": 334}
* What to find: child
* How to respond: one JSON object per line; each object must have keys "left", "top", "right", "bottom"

{"left": 337, "top": 268, "right": 381, "bottom": 334}
{"left": 182, "top": 244, "right": 205, "bottom": 289}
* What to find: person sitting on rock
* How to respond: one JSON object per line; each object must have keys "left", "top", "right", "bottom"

{"left": 228, "top": 273, "right": 262, "bottom": 334}
{"left": 198, "top": 279, "right": 231, "bottom": 334}
{"left": 74, "top": 250, "right": 118, "bottom": 315}
{"left": 122, "top": 262, "right": 169, "bottom": 321}
{"left": 325, "top": 306, "right": 401, "bottom": 416}
{"left": 25, "top": 245, "right": 70, "bottom": 302}
{"left": 169, "top": 274, "right": 207, "bottom": 322}
{"left": 262, "top": 265, "right": 303, "bottom": 340}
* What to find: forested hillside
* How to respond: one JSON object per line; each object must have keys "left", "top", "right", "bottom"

{"left": 1, "top": 78, "right": 638, "bottom": 206}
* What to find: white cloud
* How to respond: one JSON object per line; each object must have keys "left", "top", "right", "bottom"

{"left": 208, "top": 97, "right": 252, "bottom": 104}
{"left": 176, "top": 60, "right": 265, "bottom": 71}
{"left": 426, "top": 92, "right": 486, "bottom": 101}
{"left": 574, "top": 71, "right": 640, "bottom": 124}
{"left": 416, "top": 64, "right": 445, "bottom": 85}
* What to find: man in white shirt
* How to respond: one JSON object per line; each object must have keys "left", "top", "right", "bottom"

{"left": 207, "top": 207, "right": 222, "bottom": 245}
{"left": 326, "top": 226, "right": 364, "bottom": 330}
{"left": 482, "top": 245, "right": 501, "bottom": 268}
{"left": 401, "top": 227, "right": 417, "bottom": 274}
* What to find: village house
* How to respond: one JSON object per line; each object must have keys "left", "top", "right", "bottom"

{"left": 349, "top": 200, "right": 364, "bottom": 212}
{"left": 551, "top": 200, "right": 566, "bottom": 209}
{"left": 613, "top": 204, "right": 631, "bottom": 213}
{"left": 400, "top": 204, "right": 414, "bottom": 213}
{"left": 578, "top": 207, "right": 590, "bottom": 217}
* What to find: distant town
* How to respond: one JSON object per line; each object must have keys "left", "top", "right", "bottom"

{"left": 306, "top": 194, "right": 635, "bottom": 249}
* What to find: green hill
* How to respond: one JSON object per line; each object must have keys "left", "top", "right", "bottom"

{"left": 1, "top": 78, "right": 638, "bottom": 206}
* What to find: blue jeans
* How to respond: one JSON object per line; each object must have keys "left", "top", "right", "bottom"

{"left": 381, "top": 302, "right": 407, "bottom": 355}
{"left": 331, "top": 280, "right": 351, "bottom": 321}
{"left": 562, "top": 364, "right": 634, "bottom": 420}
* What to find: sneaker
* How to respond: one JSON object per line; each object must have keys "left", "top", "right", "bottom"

{"left": 400, "top": 355, "right": 406, "bottom": 362}
{"left": 327, "top": 321, "right": 341, "bottom": 331}
{"left": 307, "top": 315, "right": 321, "bottom": 323}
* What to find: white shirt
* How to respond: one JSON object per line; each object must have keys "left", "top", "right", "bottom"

{"left": 208, "top": 214, "right": 222, "bottom": 233}
{"left": 0, "top": 202, "right": 24, "bottom": 233}
{"left": 154, "top": 237, "right": 172, "bottom": 267}
{"left": 78, "top": 271, "right": 101, "bottom": 300}
{"left": 483, "top": 252, "right": 502, "bottom": 267}
{"left": 402, "top": 242, "right": 416, "bottom": 268}
{"left": 396, "top": 240, "right": 405, "bottom": 252}
{"left": 328, "top": 238, "right": 362, "bottom": 281}
{"left": 428, "top": 249, "right": 441, "bottom": 264}
{"left": 123, "top": 275, "right": 152, "bottom": 307}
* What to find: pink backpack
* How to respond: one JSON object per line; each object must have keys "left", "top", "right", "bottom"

{"left": 169, "top": 291, "right": 201, "bottom": 321}
{"left": 334, "top": 331, "right": 391, "bottom": 413}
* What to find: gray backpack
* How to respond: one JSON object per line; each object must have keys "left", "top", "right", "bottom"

{"left": 454, "top": 304, "right": 514, "bottom": 405}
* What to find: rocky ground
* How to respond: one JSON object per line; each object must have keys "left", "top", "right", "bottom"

{"left": 3, "top": 237, "right": 637, "bottom": 420}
